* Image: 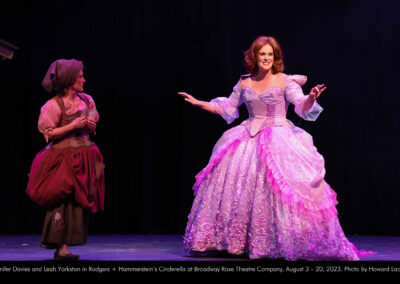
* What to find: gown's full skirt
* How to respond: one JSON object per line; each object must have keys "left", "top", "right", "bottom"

{"left": 184, "top": 124, "right": 368, "bottom": 261}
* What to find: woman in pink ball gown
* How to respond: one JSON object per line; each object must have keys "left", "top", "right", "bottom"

{"left": 178, "top": 36, "right": 373, "bottom": 260}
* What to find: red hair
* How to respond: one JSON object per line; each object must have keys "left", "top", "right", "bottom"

{"left": 244, "top": 36, "right": 284, "bottom": 75}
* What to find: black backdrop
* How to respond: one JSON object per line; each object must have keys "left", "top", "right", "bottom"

{"left": 0, "top": 0, "right": 399, "bottom": 236}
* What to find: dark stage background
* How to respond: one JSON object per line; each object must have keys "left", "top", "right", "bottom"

{"left": 0, "top": 0, "right": 399, "bottom": 236}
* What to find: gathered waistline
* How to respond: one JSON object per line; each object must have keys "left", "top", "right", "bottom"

{"left": 49, "top": 136, "right": 94, "bottom": 150}
{"left": 242, "top": 116, "right": 293, "bottom": 126}
{"left": 240, "top": 116, "right": 294, "bottom": 137}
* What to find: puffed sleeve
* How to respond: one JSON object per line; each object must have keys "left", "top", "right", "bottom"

{"left": 209, "top": 79, "right": 243, "bottom": 124}
{"left": 83, "top": 93, "right": 100, "bottom": 122}
{"left": 38, "top": 99, "right": 62, "bottom": 142}
{"left": 284, "top": 74, "right": 323, "bottom": 121}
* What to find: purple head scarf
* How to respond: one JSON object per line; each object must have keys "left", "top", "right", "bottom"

{"left": 41, "top": 59, "right": 83, "bottom": 93}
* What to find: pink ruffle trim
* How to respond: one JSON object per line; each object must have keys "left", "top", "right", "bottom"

{"left": 193, "top": 132, "right": 246, "bottom": 195}
{"left": 210, "top": 97, "right": 239, "bottom": 124}
{"left": 192, "top": 126, "right": 360, "bottom": 224}
{"left": 257, "top": 128, "right": 339, "bottom": 221}
{"left": 350, "top": 243, "right": 376, "bottom": 258}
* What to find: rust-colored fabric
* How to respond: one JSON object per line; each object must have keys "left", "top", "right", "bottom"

{"left": 26, "top": 93, "right": 105, "bottom": 213}
{"left": 26, "top": 144, "right": 105, "bottom": 213}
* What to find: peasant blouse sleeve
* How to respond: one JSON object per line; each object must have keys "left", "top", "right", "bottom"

{"left": 38, "top": 99, "right": 62, "bottom": 142}
{"left": 83, "top": 93, "right": 100, "bottom": 122}
{"left": 284, "top": 74, "right": 323, "bottom": 121}
{"left": 209, "top": 79, "right": 243, "bottom": 124}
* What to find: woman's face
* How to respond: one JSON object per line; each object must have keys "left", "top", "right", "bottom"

{"left": 257, "top": 44, "right": 274, "bottom": 73}
{"left": 72, "top": 69, "right": 86, "bottom": 92}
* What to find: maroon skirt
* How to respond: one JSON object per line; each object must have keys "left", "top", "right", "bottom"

{"left": 26, "top": 144, "right": 105, "bottom": 213}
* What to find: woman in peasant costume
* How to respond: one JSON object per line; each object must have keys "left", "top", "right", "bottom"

{"left": 179, "top": 36, "right": 373, "bottom": 260}
{"left": 26, "top": 59, "right": 105, "bottom": 260}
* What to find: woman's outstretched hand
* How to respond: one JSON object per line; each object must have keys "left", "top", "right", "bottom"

{"left": 178, "top": 92, "right": 199, "bottom": 106}
{"left": 178, "top": 91, "right": 217, "bottom": 114}
{"left": 309, "top": 84, "right": 327, "bottom": 100}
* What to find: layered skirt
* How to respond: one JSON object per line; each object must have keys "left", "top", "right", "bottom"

{"left": 184, "top": 125, "right": 371, "bottom": 260}
{"left": 27, "top": 143, "right": 105, "bottom": 247}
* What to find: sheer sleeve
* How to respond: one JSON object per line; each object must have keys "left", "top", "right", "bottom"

{"left": 209, "top": 79, "right": 243, "bottom": 124}
{"left": 83, "top": 93, "right": 100, "bottom": 122}
{"left": 284, "top": 74, "right": 323, "bottom": 121}
{"left": 38, "top": 99, "right": 62, "bottom": 142}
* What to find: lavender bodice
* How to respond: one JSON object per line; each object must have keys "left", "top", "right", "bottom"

{"left": 210, "top": 74, "right": 323, "bottom": 136}
{"left": 185, "top": 73, "right": 374, "bottom": 260}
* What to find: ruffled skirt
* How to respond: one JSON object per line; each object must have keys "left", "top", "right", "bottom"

{"left": 26, "top": 144, "right": 105, "bottom": 213}
{"left": 184, "top": 125, "right": 370, "bottom": 260}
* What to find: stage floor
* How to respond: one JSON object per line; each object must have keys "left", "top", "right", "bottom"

{"left": 0, "top": 235, "right": 397, "bottom": 261}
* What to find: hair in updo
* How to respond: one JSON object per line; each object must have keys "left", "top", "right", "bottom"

{"left": 244, "top": 36, "right": 284, "bottom": 75}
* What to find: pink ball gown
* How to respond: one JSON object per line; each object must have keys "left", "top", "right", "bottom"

{"left": 184, "top": 74, "right": 372, "bottom": 260}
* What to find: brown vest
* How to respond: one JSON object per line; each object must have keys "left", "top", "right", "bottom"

{"left": 51, "top": 93, "right": 93, "bottom": 149}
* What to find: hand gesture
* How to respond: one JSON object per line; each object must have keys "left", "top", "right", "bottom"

{"left": 70, "top": 116, "right": 87, "bottom": 129}
{"left": 86, "top": 117, "right": 97, "bottom": 132}
{"left": 309, "top": 84, "right": 327, "bottom": 100}
{"left": 177, "top": 92, "right": 199, "bottom": 106}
